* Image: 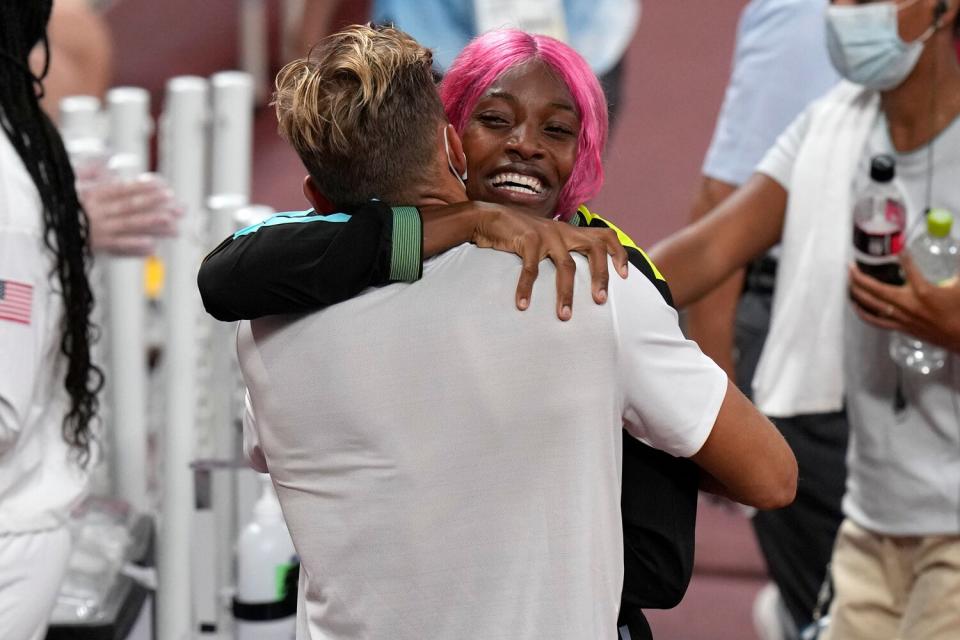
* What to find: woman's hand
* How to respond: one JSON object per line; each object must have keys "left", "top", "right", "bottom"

{"left": 848, "top": 256, "right": 960, "bottom": 353}
{"left": 82, "top": 174, "right": 184, "bottom": 257}
{"left": 420, "top": 201, "right": 628, "bottom": 321}
{"left": 471, "top": 204, "right": 629, "bottom": 321}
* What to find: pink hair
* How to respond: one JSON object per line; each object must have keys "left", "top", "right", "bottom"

{"left": 439, "top": 29, "right": 609, "bottom": 221}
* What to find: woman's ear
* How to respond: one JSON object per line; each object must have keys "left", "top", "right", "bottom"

{"left": 302, "top": 175, "right": 335, "bottom": 213}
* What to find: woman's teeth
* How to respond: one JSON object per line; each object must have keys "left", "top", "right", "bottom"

{"left": 491, "top": 172, "right": 544, "bottom": 194}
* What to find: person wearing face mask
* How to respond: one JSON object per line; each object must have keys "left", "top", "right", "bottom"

{"left": 682, "top": 3, "right": 842, "bottom": 637}
{"left": 650, "top": 0, "right": 960, "bottom": 637}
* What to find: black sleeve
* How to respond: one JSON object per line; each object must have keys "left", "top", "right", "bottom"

{"left": 197, "top": 202, "right": 405, "bottom": 321}
{"left": 619, "top": 237, "right": 699, "bottom": 613}
{"left": 620, "top": 437, "right": 699, "bottom": 611}
{"left": 577, "top": 211, "right": 698, "bottom": 611}
{"left": 625, "top": 246, "right": 675, "bottom": 309}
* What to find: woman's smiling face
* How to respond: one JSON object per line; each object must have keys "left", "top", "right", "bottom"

{"left": 459, "top": 60, "right": 581, "bottom": 218}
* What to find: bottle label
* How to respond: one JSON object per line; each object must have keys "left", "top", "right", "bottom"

{"left": 853, "top": 198, "right": 906, "bottom": 284}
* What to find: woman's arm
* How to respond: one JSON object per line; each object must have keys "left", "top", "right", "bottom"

{"left": 650, "top": 173, "right": 788, "bottom": 309}
{"left": 198, "top": 201, "right": 401, "bottom": 321}
{"left": 197, "top": 199, "right": 628, "bottom": 321}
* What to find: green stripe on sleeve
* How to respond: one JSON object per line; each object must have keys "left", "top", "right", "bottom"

{"left": 389, "top": 206, "right": 422, "bottom": 281}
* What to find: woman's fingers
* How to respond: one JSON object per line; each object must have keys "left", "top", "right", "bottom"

{"left": 514, "top": 234, "right": 541, "bottom": 312}
{"left": 607, "top": 237, "right": 629, "bottom": 279}
{"left": 551, "top": 251, "right": 577, "bottom": 321}
{"left": 586, "top": 240, "right": 610, "bottom": 305}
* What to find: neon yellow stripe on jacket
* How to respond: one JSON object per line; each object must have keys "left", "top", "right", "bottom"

{"left": 576, "top": 205, "right": 666, "bottom": 281}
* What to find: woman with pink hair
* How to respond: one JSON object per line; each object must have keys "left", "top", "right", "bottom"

{"left": 441, "top": 29, "right": 608, "bottom": 224}
{"left": 200, "top": 29, "right": 695, "bottom": 640}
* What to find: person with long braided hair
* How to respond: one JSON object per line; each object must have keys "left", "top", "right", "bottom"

{"left": 0, "top": 1, "right": 104, "bottom": 637}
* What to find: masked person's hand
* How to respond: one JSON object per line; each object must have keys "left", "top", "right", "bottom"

{"left": 848, "top": 256, "right": 960, "bottom": 353}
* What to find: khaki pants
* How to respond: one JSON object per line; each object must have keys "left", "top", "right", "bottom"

{"left": 821, "top": 519, "right": 960, "bottom": 640}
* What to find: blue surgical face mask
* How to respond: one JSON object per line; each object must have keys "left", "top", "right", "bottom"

{"left": 825, "top": 0, "right": 937, "bottom": 91}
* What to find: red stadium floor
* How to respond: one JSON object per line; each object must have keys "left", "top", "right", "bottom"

{"left": 106, "top": 2, "right": 771, "bottom": 638}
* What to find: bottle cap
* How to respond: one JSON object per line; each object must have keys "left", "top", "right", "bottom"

{"left": 926, "top": 208, "right": 953, "bottom": 238}
{"left": 870, "top": 155, "right": 896, "bottom": 183}
{"left": 254, "top": 475, "right": 284, "bottom": 522}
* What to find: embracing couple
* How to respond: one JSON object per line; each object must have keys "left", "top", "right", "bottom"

{"left": 198, "top": 24, "right": 796, "bottom": 640}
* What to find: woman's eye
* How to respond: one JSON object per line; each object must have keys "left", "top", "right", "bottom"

{"left": 546, "top": 124, "right": 575, "bottom": 137}
{"left": 477, "top": 113, "right": 508, "bottom": 126}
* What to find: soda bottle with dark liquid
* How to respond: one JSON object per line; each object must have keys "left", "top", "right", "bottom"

{"left": 852, "top": 155, "right": 907, "bottom": 285}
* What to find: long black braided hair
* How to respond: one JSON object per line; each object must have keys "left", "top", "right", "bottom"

{"left": 1, "top": 0, "right": 103, "bottom": 466}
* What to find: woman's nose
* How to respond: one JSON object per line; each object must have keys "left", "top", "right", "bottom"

{"left": 505, "top": 125, "right": 544, "bottom": 159}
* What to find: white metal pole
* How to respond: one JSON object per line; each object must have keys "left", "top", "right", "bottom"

{"left": 210, "top": 71, "right": 254, "bottom": 199}
{"left": 196, "top": 194, "right": 246, "bottom": 635}
{"left": 59, "top": 96, "right": 108, "bottom": 179}
{"left": 105, "top": 87, "right": 152, "bottom": 513}
{"left": 207, "top": 71, "right": 255, "bottom": 632}
{"left": 157, "top": 75, "right": 209, "bottom": 640}
{"left": 59, "top": 95, "right": 103, "bottom": 148}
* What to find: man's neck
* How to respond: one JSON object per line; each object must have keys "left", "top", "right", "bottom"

{"left": 881, "top": 33, "right": 960, "bottom": 152}
{"left": 406, "top": 182, "right": 469, "bottom": 207}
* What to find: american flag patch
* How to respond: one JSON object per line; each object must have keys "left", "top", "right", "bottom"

{"left": 0, "top": 279, "right": 32, "bottom": 325}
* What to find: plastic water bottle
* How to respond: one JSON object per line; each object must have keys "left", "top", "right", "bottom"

{"left": 852, "top": 155, "right": 908, "bottom": 285}
{"left": 233, "top": 475, "right": 298, "bottom": 640}
{"left": 889, "top": 209, "right": 959, "bottom": 374}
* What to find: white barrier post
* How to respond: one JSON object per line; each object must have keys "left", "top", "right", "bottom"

{"left": 204, "top": 70, "right": 256, "bottom": 632}
{"left": 157, "top": 76, "right": 209, "bottom": 640}
{"left": 210, "top": 71, "right": 254, "bottom": 199}
{"left": 104, "top": 87, "right": 152, "bottom": 512}
{"left": 59, "top": 96, "right": 105, "bottom": 159}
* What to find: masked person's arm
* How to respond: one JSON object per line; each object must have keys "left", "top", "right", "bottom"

{"left": 198, "top": 200, "right": 628, "bottom": 322}
{"left": 650, "top": 173, "right": 788, "bottom": 309}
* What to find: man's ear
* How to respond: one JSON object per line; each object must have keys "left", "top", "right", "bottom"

{"left": 302, "top": 175, "right": 335, "bottom": 213}
{"left": 445, "top": 124, "right": 468, "bottom": 180}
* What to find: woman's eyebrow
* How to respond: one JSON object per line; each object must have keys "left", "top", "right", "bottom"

{"left": 485, "top": 90, "right": 518, "bottom": 103}
{"left": 485, "top": 91, "right": 576, "bottom": 114}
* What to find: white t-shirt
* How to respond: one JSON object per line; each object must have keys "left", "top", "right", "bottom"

{"left": 239, "top": 244, "right": 726, "bottom": 639}
{"left": 758, "top": 108, "right": 960, "bottom": 535}
{"left": 0, "top": 132, "right": 87, "bottom": 534}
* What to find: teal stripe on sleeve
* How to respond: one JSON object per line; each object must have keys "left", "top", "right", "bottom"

{"left": 389, "top": 206, "right": 422, "bottom": 281}
{"left": 233, "top": 209, "right": 352, "bottom": 239}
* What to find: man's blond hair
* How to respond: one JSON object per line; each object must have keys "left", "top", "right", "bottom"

{"left": 273, "top": 24, "right": 446, "bottom": 207}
